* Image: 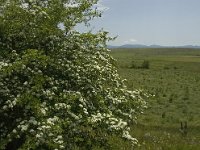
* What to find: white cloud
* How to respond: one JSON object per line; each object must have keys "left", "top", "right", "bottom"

{"left": 124, "top": 41, "right": 129, "bottom": 44}
{"left": 130, "top": 38, "right": 137, "bottom": 42}
{"left": 124, "top": 38, "right": 137, "bottom": 44}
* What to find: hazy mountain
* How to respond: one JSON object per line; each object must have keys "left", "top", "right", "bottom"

{"left": 179, "top": 45, "right": 200, "bottom": 48}
{"left": 119, "top": 44, "right": 148, "bottom": 48}
{"left": 107, "top": 44, "right": 200, "bottom": 49}
{"left": 149, "top": 45, "right": 165, "bottom": 48}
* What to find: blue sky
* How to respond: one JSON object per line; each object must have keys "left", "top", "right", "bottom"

{"left": 78, "top": 0, "right": 200, "bottom": 46}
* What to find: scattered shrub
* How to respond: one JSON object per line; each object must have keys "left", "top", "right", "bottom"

{"left": 130, "top": 60, "right": 150, "bottom": 69}
{"left": 141, "top": 60, "right": 150, "bottom": 69}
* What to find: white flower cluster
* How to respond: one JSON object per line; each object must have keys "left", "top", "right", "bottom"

{"left": 0, "top": 61, "right": 9, "bottom": 69}
{"left": 53, "top": 135, "right": 64, "bottom": 148}
{"left": 33, "top": 117, "right": 65, "bottom": 149}
{"left": 40, "top": 102, "right": 48, "bottom": 115}
{"left": 89, "top": 112, "right": 105, "bottom": 123}
{"left": 17, "top": 120, "right": 29, "bottom": 132}
{"left": 29, "top": 117, "right": 38, "bottom": 125}
{"left": 2, "top": 98, "right": 17, "bottom": 110}
{"left": 46, "top": 116, "right": 59, "bottom": 125}
{"left": 54, "top": 103, "right": 68, "bottom": 110}
{"left": 122, "top": 131, "right": 138, "bottom": 145}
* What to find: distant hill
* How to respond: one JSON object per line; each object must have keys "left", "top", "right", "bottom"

{"left": 107, "top": 44, "right": 200, "bottom": 49}
{"left": 149, "top": 45, "right": 165, "bottom": 48}
{"left": 179, "top": 45, "right": 200, "bottom": 49}
{"left": 119, "top": 44, "right": 148, "bottom": 48}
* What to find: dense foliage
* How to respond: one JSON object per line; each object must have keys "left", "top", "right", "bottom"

{"left": 0, "top": 0, "right": 146, "bottom": 149}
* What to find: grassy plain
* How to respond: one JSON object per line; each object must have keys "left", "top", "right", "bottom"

{"left": 110, "top": 48, "right": 200, "bottom": 149}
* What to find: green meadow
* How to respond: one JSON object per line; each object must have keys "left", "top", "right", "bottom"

{"left": 109, "top": 48, "right": 200, "bottom": 149}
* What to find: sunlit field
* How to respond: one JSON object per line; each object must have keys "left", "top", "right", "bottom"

{"left": 109, "top": 48, "right": 200, "bottom": 149}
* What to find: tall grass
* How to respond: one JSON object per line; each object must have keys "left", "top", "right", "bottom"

{"left": 109, "top": 48, "right": 200, "bottom": 149}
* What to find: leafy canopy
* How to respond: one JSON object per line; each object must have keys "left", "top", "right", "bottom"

{"left": 0, "top": 0, "right": 146, "bottom": 149}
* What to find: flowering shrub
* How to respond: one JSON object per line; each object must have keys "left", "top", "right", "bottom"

{"left": 0, "top": 0, "right": 146, "bottom": 149}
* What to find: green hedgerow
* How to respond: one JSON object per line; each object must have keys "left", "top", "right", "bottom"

{"left": 0, "top": 0, "right": 146, "bottom": 149}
